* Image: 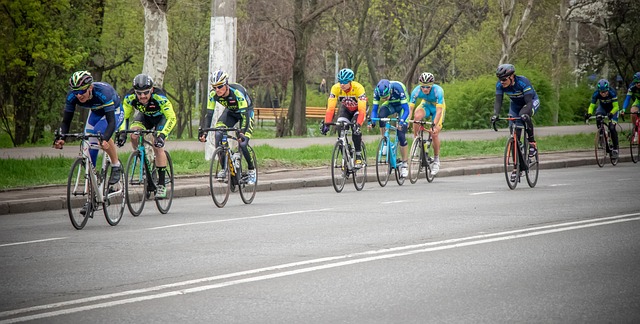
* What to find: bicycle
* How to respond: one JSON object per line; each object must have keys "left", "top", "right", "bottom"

{"left": 626, "top": 111, "right": 640, "bottom": 163}
{"left": 408, "top": 120, "right": 436, "bottom": 184}
{"left": 492, "top": 116, "right": 539, "bottom": 190}
{"left": 117, "top": 129, "right": 174, "bottom": 216}
{"left": 199, "top": 127, "right": 257, "bottom": 207}
{"left": 325, "top": 120, "right": 367, "bottom": 193}
{"left": 585, "top": 114, "right": 619, "bottom": 167}
{"left": 370, "top": 117, "right": 405, "bottom": 187}
{"left": 54, "top": 131, "right": 125, "bottom": 229}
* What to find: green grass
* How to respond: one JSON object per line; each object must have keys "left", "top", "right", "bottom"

{"left": 0, "top": 133, "right": 605, "bottom": 190}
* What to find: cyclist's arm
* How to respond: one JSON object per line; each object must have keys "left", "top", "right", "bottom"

{"left": 241, "top": 107, "right": 254, "bottom": 138}
{"left": 611, "top": 100, "right": 620, "bottom": 116}
{"left": 324, "top": 84, "right": 340, "bottom": 124}
{"left": 623, "top": 93, "right": 632, "bottom": 112}
{"left": 60, "top": 94, "right": 78, "bottom": 134}
{"left": 493, "top": 94, "right": 503, "bottom": 116}
{"left": 204, "top": 92, "right": 217, "bottom": 127}
{"left": 102, "top": 109, "right": 117, "bottom": 141}
{"left": 157, "top": 95, "right": 177, "bottom": 137}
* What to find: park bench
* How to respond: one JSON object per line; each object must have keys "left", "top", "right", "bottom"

{"left": 254, "top": 106, "right": 329, "bottom": 126}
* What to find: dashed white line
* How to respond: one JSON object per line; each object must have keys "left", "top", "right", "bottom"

{"left": 470, "top": 192, "right": 494, "bottom": 195}
{"left": 0, "top": 237, "right": 67, "bottom": 248}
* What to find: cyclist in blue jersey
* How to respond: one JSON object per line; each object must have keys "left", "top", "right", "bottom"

{"left": 490, "top": 64, "right": 540, "bottom": 157}
{"left": 585, "top": 79, "right": 621, "bottom": 159}
{"left": 54, "top": 71, "right": 125, "bottom": 185}
{"left": 368, "top": 79, "right": 411, "bottom": 178}
{"left": 409, "top": 72, "right": 446, "bottom": 175}
{"left": 620, "top": 72, "right": 640, "bottom": 126}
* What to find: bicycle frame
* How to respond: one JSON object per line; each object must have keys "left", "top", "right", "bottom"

{"left": 123, "top": 129, "right": 157, "bottom": 191}
{"left": 372, "top": 117, "right": 400, "bottom": 169}
{"left": 329, "top": 120, "right": 356, "bottom": 171}
{"left": 69, "top": 134, "right": 108, "bottom": 205}
{"left": 492, "top": 116, "right": 538, "bottom": 189}
{"left": 408, "top": 119, "right": 434, "bottom": 183}
{"left": 586, "top": 114, "right": 618, "bottom": 166}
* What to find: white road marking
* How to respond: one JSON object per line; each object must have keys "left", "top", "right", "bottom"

{"left": 470, "top": 192, "right": 494, "bottom": 195}
{"left": 146, "top": 208, "right": 333, "bottom": 230}
{"left": 0, "top": 237, "right": 67, "bottom": 248}
{"left": 381, "top": 200, "right": 409, "bottom": 204}
{"left": 2, "top": 212, "right": 639, "bottom": 323}
{"left": 549, "top": 184, "right": 569, "bottom": 187}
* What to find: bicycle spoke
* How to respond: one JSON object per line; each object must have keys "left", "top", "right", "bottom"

{"left": 331, "top": 142, "right": 347, "bottom": 193}
{"left": 155, "top": 151, "right": 174, "bottom": 213}
{"left": 125, "top": 151, "right": 147, "bottom": 216}
{"left": 103, "top": 162, "right": 125, "bottom": 226}
{"left": 239, "top": 146, "right": 257, "bottom": 204}
{"left": 209, "top": 148, "right": 230, "bottom": 208}
{"left": 67, "top": 158, "right": 91, "bottom": 230}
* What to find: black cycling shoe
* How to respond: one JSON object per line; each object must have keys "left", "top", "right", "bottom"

{"left": 109, "top": 165, "right": 122, "bottom": 185}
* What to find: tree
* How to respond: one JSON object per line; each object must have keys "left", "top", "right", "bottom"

{"left": 497, "top": 0, "right": 534, "bottom": 65}
{"left": 141, "top": 0, "right": 169, "bottom": 86}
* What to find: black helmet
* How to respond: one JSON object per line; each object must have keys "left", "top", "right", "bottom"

{"left": 133, "top": 74, "right": 154, "bottom": 91}
{"left": 596, "top": 79, "right": 609, "bottom": 92}
{"left": 496, "top": 64, "right": 515, "bottom": 79}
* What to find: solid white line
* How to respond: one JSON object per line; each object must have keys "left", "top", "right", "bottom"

{"left": 549, "top": 184, "right": 569, "bottom": 187}
{"left": 146, "top": 208, "right": 333, "bottom": 230}
{"left": 469, "top": 192, "right": 494, "bottom": 195}
{"left": 2, "top": 212, "right": 639, "bottom": 323}
{"left": 381, "top": 200, "right": 409, "bottom": 204}
{"left": 0, "top": 237, "right": 67, "bottom": 248}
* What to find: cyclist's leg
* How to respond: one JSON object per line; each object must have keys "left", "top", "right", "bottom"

{"left": 412, "top": 105, "right": 427, "bottom": 137}
{"left": 609, "top": 112, "right": 619, "bottom": 151}
{"left": 378, "top": 103, "right": 391, "bottom": 136}
{"left": 632, "top": 102, "right": 640, "bottom": 127}
{"left": 150, "top": 115, "right": 169, "bottom": 194}
{"left": 129, "top": 111, "right": 147, "bottom": 149}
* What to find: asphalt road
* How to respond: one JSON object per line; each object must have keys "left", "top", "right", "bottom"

{"left": 1, "top": 164, "right": 639, "bottom": 323}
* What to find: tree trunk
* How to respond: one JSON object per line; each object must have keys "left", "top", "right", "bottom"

{"left": 141, "top": 0, "right": 169, "bottom": 86}
{"left": 498, "top": 0, "right": 534, "bottom": 65}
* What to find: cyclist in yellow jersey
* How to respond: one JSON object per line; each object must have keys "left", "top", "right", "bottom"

{"left": 321, "top": 68, "right": 368, "bottom": 167}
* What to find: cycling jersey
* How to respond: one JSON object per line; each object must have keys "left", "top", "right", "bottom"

{"left": 588, "top": 88, "right": 620, "bottom": 117}
{"left": 371, "top": 81, "right": 410, "bottom": 121}
{"left": 122, "top": 87, "right": 177, "bottom": 137}
{"left": 206, "top": 83, "right": 255, "bottom": 137}
{"left": 623, "top": 82, "right": 640, "bottom": 112}
{"left": 409, "top": 84, "right": 446, "bottom": 127}
{"left": 61, "top": 82, "right": 123, "bottom": 140}
{"left": 324, "top": 81, "right": 368, "bottom": 125}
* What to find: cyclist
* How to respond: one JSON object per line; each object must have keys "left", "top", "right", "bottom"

{"left": 198, "top": 70, "right": 256, "bottom": 184}
{"left": 491, "top": 64, "right": 540, "bottom": 158}
{"left": 621, "top": 72, "right": 640, "bottom": 128}
{"left": 320, "top": 68, "right": 368, "bottom": 168}
{"left": 368, "top": 79, "right": 411, "bottom": 178}
{"left": 54, "top": 71, "right": 124, "bottom": 186}
{"left": 119, "top": 74, "right": 177, "bottom": 199}
{"left": 409, "top": 72, "right": 446, "bottom": 175}
{"left": 585, "top": 78, "right": 620, "bottom": 158}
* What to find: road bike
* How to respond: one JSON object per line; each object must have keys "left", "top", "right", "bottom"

{"left": 626, "top": 111, "right": 640, "bottom": 163}
{"left": 492, "top": 117, "right": 539, "bottom": 190}
{"left": 326, "top": 120, "right": 367, "bottom": 193}
{"left": 55, "top": 132, "right": 125, "bottom": 229}
{"left": 585, "top": 114, "right": 619, "bottom": 167}
{"left": 408, "top": 119, "right": 436, "bottom": 184}
{"left": 370, "top": 117, "right": 405, "bottom": 187}
{"left": 117, "top": 129, "right": 174, "bottom": 216}
{"left": 199, "top": 127, "right": 257, "bottom": 207}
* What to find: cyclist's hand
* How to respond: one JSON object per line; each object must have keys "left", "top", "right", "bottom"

{"left": 607, "top": 113, "right": 614, "bottom": 120}
{"left": 198, "top": 128, "right": 207, "bottom": 142}
{"left": 320, "top": 123, "right": 330, "bottom": 135}
{"left": 490, "top": 115, "right": 498, "bottom": 124}
{"left": 116, "top": 132, "right": 127, "bottom": 147}
{"left": 367, "top": 122, "right": 374, "bottom": 130}
{"left": 238, "top": 132, "right": 249, "bottom": 147}
{"left": 620, "top": 111, "right": 625, "bottom": 121}
{"left": 154, "top": 133, "right": 166, "bottom": 148}
{"left": 584, "top": 113, "right": 591, "bottom": 122}
{"left": 100, "top": 139, "right": 110, "bottom": 150}
{"left": 53, "top": 139, "right": 65, "bottom": 149}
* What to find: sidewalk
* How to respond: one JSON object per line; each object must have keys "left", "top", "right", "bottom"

{"left": 1, "top": 149, "right": 628, "bottom": 215}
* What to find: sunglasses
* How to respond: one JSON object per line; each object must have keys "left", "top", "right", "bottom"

{"left": 135, "top": 89, "right": 151, "bottom": 96}
{"left": 72, "top": 88, "right": 89, "bottom": 95}
{"left": 499, "top": 77, "right": 510, "bottom": 82}
{"left": 421, "top": 85, "right": 432, "bottom": 90}
{"left": 213, "top": 84, "right": 226, "bottom": 90}
{"left": 339, "top": 81, "right": 350, "bottom": 85}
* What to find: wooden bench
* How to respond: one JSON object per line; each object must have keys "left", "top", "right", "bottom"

{"left": 254, "top": 106, "right": 330, "bottom": 126}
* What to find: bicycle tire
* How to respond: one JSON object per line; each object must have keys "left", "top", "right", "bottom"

{"left": 631, "top": 125, "right": 639, "bottom": 163}
{"left": 608, "top": 130, "right": 618, "bottom": 166}
{"left": 594, "top": 129, "right": 606, "bottom": 167}
{"left": 375, "top": 137, "right": 391, "bottom": 187}
{"left": 331, "top": 142, "right": 347, "bottom": 193}
{"left": 352, "top": 142, "right": 367, "bottom": 191}
{"left": 395, "top": 158, "right": 405, "bottom": 186}
{"left": 125, "top": 151, "right": 147, "bottom": 216}
{"left": 408, "top": 139, "right": 422, "bottom": 184}
{"left": 155, "top": 150, "right": 174, "bottom": 213}
{"left": 524, "top": 137, "right": 539, "bottom": 188}
{"left": 504, "top": 137, "right": 518, "bottom": 190}
{"left": 103, "top": 162, "right": 125, "bottom": 226}
{"left": 425, "top": 139, "right": 435, "bottom": 183}
{"left": 210, "top": 147, "right": 230, "bottom": 208}
{"left": 67, "top": 158, "right": 91, "bottom": 230}
{"left": 239, "top": 145, "right": 257, "bottom": 204}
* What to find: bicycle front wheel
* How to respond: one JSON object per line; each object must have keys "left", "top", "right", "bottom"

{"left": 331, "top": 142, "right": 347, "bottom": 193}
{"left": 594, "top": 129, "right": 606, "bottom": 167}
{"left": 239, "top": 145, "right": 257, "bottom": 204}
{"left": 155, "top": 150, "right": 174, "bottom": 213}
{"left": 524, "top": 138, "right": 539, "bottom": 188}
{"left": 125, "top": 151, "right": 147, "bottom": 216}
{"left": 352, "top": 142, "right": 367, "bottom": 191}
{"left": 67, "top": 158, "right": 91, "bottom": 230}
{"left": 375, "top": 137, "right": 391, "bottom": 187}
{"left": 209, "top": 148, "right": 230, "bottom": 208}
{"left": 408, "top": 139, "right": 422, "bottom": 184}
{"left": 631, "top": 125, "right": 639, "bottom": 163}
{"left": 103, "top": 162, "right": 125, "bottom": 226}
{"left": 504, "top": 137, "right": 518, "bottom": 190}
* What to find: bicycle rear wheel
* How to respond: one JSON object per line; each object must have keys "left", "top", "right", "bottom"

{"left": 352, "top": 142, "right": 367, "bottom": 191}
{"left": 67, "top": 158, "right": 92, "bottom": 230}
{"left": 209, "top": 148, "right": 230, "bottom": 207}
{"left": 594, "top": 129, "right": 606, "bottom": 167}
{"left": 125, "top": 151, "right": 147, "bottom": 216}
{"left": 504, "top": 137, "right": 518, "bottom": 190}
{"left": 375, "top": 137, "right": 391, "bottom": 187}
{"left": 524, "top": 138, "right": 539, "bottom": 188}
{"left": 239, "top": 145, "right": 257, "bottom": 204}
{"left": 408, "top": 139, "right": 422, "bottom": 184}
{"left": 631, "top": 125, "right": 639, "bottom": 163}
{"left": 155, "top": 151, "right": 174, "bottom": 213}
{"left": 331, "top": 142, "right": 347, "bottom": 193}
{"left": 103, "top": 162, "right": 125, "bottom": 226}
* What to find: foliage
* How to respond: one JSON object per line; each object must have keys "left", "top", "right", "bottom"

{"left": 442, "top": 75, "right": 496, "bottom": 130}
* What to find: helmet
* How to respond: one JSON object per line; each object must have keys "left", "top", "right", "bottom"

{"left": 496, "top": 64, "right": 515, "bottom": 79}
{"left": 69, "top": 71, "right": 93, "bottom": 90}
{"left": 418, "top": 72, "right": 434, "bottom": 85}
{"left": 337, "top": 68, "right": 355, "bottom": 84}
{"left": 596, "top": 79, "right": 609, "bottom": 92}
{"left": 133, "top": 74, "right": 154, "bottom": 91}
{"left": 375, "top": 79, "right": 391, "bottom": 98}
{"left": 210, "top": 70, "right": 229, "bottom": 88}
{"left": 633, "top": 72, "right": 640, "bottom": 83}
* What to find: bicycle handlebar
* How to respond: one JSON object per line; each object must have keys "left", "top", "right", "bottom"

{"left": 370, "top": 117, "right": 398, "bottom": 122}
{"left": 116, "top": 129, "right": 156, "bottom": 135}
{"left": 53, "top": 131, "right": 103, "bottom": 149}
{"left": 326, "top": 120, "right": 355, "bottom": 126}
{"left": 491, "top": 116, "right": 522, "bottom": 132}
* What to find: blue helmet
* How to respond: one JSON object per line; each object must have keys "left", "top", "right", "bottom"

{"left": 337, "top": 68, "right": 354, "bottom": 84}
{"left": 633, "top": 72, "right": 640, "bottom": 83}
{"left": 496, "top": 64, "right": 515, "bottom": 79}
{"left": 376, "top": 79, "right": 391, "bottom": 98}
{"left": 596, "top": 79, "right": 609, "bottom": 92}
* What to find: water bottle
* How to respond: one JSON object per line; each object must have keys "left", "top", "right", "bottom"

{"left": 232, "top": 152, "right": 241, "bottom": 170}
{"left": 145, "top": 143, "right": 155, "bottom": 165}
